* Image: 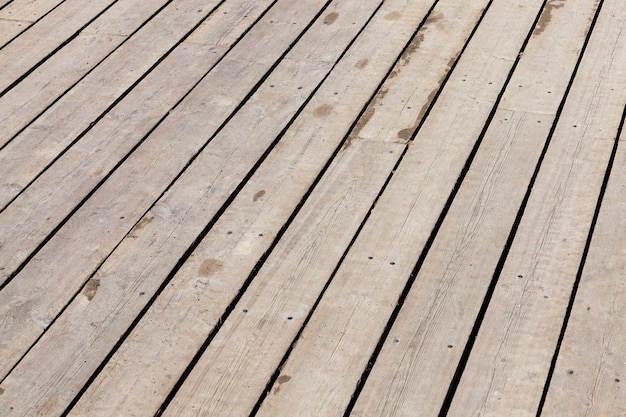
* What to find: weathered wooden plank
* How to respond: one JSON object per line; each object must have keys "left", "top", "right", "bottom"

{"left": 0, "top": 0, "right": 64, "bottom": 46}
{"left": 444, "top": 0, "right": 626, "bottom": 415}
{"left": 247, "top": 0, "right": 603, "bottom": 416}
{"left": 343, "top": 1, "right": 606, "bottom": 417}
{"left": 73, "top": 137, "right": 401, "bottom": 416}
{"left": 0, "top": 0, "right": 116, "bottom": 93}
{"left": 0, "top": 0, "right": 63, "bottom": 22}
{"left": 0, "top": 0, "right": 174, "bottom": 145}
{"left": 139, "top": 0, "right": 494, "bottom": 414}
{"left": 540, "top": 117, "right": 626, "bottom": 417}
{"left": 0, "top": 0, "right": 328, "bottom": 372}
{"left": 0, "top": 18, "right": 24, "bottom": 46}
{"left": 0, "top": 0, "right": 380, "bottom": 415}
{"left": 0, "top": 0, "right": 226, "bottom": 203}
{"left": 0, "top": 0, "right": 275, "bottom": 280}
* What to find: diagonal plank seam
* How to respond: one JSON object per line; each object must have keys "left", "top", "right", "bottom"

{"left": 0, "top": 0, "right": 180, "bottom": 154}
{"left": 0, "top": 0, "right": 121, "bottom": 98}
{"left": 0, "top": 0, "right": 67, "bottom": 51}
{"left": 535, "top": 102, "right": 626, "bottom": 416}
{"left": 0, "top": 0, "right": 273, "bottom": 290}
{"left": 433, "top": 0, "right": 608, "bottom": 415}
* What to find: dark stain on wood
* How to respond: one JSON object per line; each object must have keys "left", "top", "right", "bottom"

{"left": 355, "top": 58, "right": 369, "bottom": 69}
{"left": 314, "top": 104, "right": 333, "bottom": 117}
{"left": 83, "top": 278, "right": 100, "bottom": 301}
{"left": 199, "top": 258, "right": 224, "bottom": 277}
{"left": 399, "top": 33, "right": 425, "bottom": 68}
{"left": 323, "top": 12, "right": 338, "bottom": 25}
{"left": 40, "top": 396, "right": 59, "bottom": 414}
{"left": 397, "top": 87, "right": 439, "bottom": 143}
{"left": 277, "top": 375, "right": 291, "bottom": 384}
{"left": 253, "top": 190, "right": 266, "bottom": 202}
{"left": 128, "top": 212, "right": 155, "bottom": 238}
{"left": 397, "top": 128, "right": 414, "bottom": 140}
{"left": 274, "top": 375, "right": 292, "bottom": 395}
{"left": 425, "top": 10, "right": 444, "bottom": 27}
{"left": 385, "top": 11, "right": 401, "bottom": 20}
{"left": 0, "top": 387, "right": 4, "bottom": 395}
{"left": 533, "top": 0, "right": 565, "bottom": 36}
{"left": 344, "top": 88, "right": 389, "bottom": 150}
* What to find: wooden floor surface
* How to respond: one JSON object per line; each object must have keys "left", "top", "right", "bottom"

{"left": 0, "top": 0, "right": 624, "bottom": 415}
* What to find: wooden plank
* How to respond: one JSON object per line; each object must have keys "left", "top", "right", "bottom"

{"left": 0, "top": 2, "right": 329, "bottom": 287}
{"left": 0, "top": 18, "right": 25, "bottom": 46}
{"left": 0, "top": 0, "right": 174, "bottom": 144}
{"left": 0, "top": 1, "right": 379, "bottom": 415}
{"left": 0, "top": 0, "right": 64, "bottom": 47}
{"left": 0, "top": 0, "right": 225, "bottom": 202}
{"left": 248, "top": 0, "right": 603, "bottom": 416}
{"left": 74, "top": 138, "right": 401, "bottom": 416}
{"left": 444, "top": 0, "right": 626, "bottom": 414}
{"left": 344, "top": 0, "right": 606, "bottom": 416}
{"left": 159, "top": 3, "right": 489, "bottom": 417}
{"left": 72, "top": 0, "right": 495, "bottom": 414}
{"left": 540, "top": 118, "right": 626, "bottom": 416}
{"left": 0, "top": 0, "right": 63, "bottom": 22}
{"left": 0, "top": 0, "right": 274, "bottom": 278}
{"left": 0, "top": 0, "right": 116, "bottom": 93}
{"left": 0, "top": 0, "right": 328, "bottom": 367}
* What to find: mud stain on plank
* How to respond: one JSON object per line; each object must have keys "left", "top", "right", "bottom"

{"left": 128, "top": 212, "right": 155, "bottom": 238}
{"left": 323, "top": 12, "right": 338, "bottom": 25}
{"left": 344, "top": 88, "right": 389, "bottom": 149}
{"left": 199, "top": 258, "right": 224, "bottom": 277}
{"left": 533, "top": 0, "right": 565, "bottom": 36}
{"left": 83, "top": 278, "right": 100, "bottom": 301}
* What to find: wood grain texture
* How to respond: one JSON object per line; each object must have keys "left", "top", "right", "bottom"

{"left": 249, "top": 0, "right": 602, "bottom": 415}
{"left": 540, "top": 116, "right": 626, "bottom": 417}
{"left": 159, "top": 0, "right": 494, "bottom": 412}
{"left": 0, "top": 0, "right": 64, "bottom": 45}
{"left": 0, "top": 0, "right": 273, "bottom": 285}
{"left": 0, "top": 0, "right": 622, "bottom": 416}
{"left": 0, "top": 0, "right": 224, "bottom": 203}
{"left": 0, "top": 0, "right": 63, "bottom": 21}
{"left": 76, "top": 138, "right": 400, "bottom": 416}
{"left": 0, "top": 0, "right": 328, "bottom": 384}
{"left": 0, "top": 0, "right": 173, "bottom": 145}
{"left": 249, "top": 1, "right": 544, "bottom": 416}
{"left": 0, "top": 0, "right": 116, "bottom": 92}
{"left": 446, "top": 0, "right": 626, "bottom": 414}
{"left": 348, "top": 0, "right": 605, "bottom": 416}
{"left": 0, "top": 1, "right": 382, "bottom": 415}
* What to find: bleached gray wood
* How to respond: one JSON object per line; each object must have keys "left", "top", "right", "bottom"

{"left": 0, "top": 0, "right": 327, "bottom": 374}
{"left": 0, "top": 0, "right": 63, "bottom": 22}
{"left": 0, "top": 18, "right": 24, "bottom": 46}
{"left": 0, "top": 0, "right": 381, "bottom": 415}
{"left": 72, "top": 137, "right": 400, "bottom": 416}
{"left": 0, "top": 0, "right": 116, "bottom": 92}
{"left": 159, "top": 0, "right": 496, "bottom": 413}
{"left": 540, "top": 117, "right": 626, "bottom": 417}
{"left": 0, "top": 0, "right": 225, "bottom": 202}
{"left": 0, "top": 0, "right": 275, "bottom": 283}
{"left": 247, "top": 0, "right": 602, "bottom": 416}
{"left": 444, "top": 0, "right": 626, "bottom": 414}
{"left": 0, "top": 0, "right": 64, "bottom": 44}
{"left": 345, "top": 1, "right": 605, "bottom": 416}
{"left": 0, "top": 1, "right": 621, "bottom": 416}
{"left": 0, "top": 0, "right": 173, "bottom": 144}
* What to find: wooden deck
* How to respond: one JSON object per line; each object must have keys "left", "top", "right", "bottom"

{"left": 0, "top": 0, "right": 624, "bottom": 415}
